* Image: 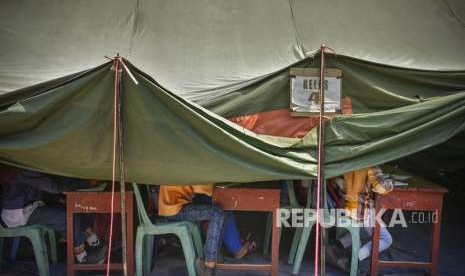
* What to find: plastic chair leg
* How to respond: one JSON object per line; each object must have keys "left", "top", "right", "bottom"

{"left": 0, "top": 237, "right": 3, "bottom": 266}
{"left": 45, "top": 229, "right": 57, "bottom": 263}
{"left": 348, "top": 226, "right": 360, "bottom": 276}
{"left": 10, "top": 237, "right": 20, "bottom": 262}
{"left": 135, "top": 230, "right": 145, "bottom": 276}
{"left": 291, "top": 223, "right": 314, "bottom": 275}
{"left": 28, "top": 230, "right": 50, "bottom": 276}
{"left": 288, "top": 227, "right": 303, "bottom": 264}
{"left": 177, "top": 229, "right": 197, "bottom": 276}
{"left": 262, "top": 212, "right": 272, "bottom": 255}
{"left": 143, "top": 235, "right": 154, "bottom": 275}
{"left": 190, "top": 224, "right": 204, "bottom": 259}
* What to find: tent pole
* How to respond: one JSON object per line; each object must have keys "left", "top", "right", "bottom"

{"left": 314, "top": 45, "right": 327, "bottom": 276}
{"left": 106, "top": 57, "right": 120, "bottom": 276}
{"left": 116, "top": 56, "right": 128, "bottom": 276}
{"left": 106, "top": 55, "right": 128, "bottom": 276}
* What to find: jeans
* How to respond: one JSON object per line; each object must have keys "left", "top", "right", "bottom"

{"left": 193, "top": 194, "right": 241, "bottom": 255}
{"left": 165, "top": 203, "right": 225, "bottom": 262}
{"left": 27, "top": 206, "right": 90, "bottom": 246}
{"left": 339, "top": 223, "right": 393, "bottom": 261}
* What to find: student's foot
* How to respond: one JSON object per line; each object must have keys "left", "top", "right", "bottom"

{"left": 84, "top": 243, "right": 107, "bottom": 264}
{"left": 234, "top": 233, "right": 257, "bottom": 260}
{"left": 74, "top": 244, "right": 88, "bottom": 264}
{"left": 244, "top": 232, "right": 257, "bottom": 252}
{"left": 86, "top": 239, "right": 106, "bottom": 255}
{"left": 195, "top": 258, "right": 214, "bottom": 276}
{"left": 233, "top": 240, "right": 254, "bottom": 260}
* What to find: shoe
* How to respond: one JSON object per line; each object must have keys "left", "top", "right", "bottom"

{"left": 244, "top": 233, "right": 257, "bottom": 252}
{"left": 84, "top": 243, "right": 107, "bottom": 264}
{"left": 195, "top": 258, "right": 214, "bottom": 276}
{"left": 86, "top": 239, "right": 106, "bottom": 255}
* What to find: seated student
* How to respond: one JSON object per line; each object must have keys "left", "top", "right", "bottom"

{"left": 158, "top": 184, "right": 224, "bottom": 276}
{"left": 327, "top": 167, "right": 394, "bottom": 273}
{"left": 191, "top": 193, "right": 256, "bottom": 260}
{"left": 0, "top": 166, "right": 107, "bottom": 264}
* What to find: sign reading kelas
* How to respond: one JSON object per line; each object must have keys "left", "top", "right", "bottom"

{"left": 290, "top": 68, "right": 342, "bottom": 115}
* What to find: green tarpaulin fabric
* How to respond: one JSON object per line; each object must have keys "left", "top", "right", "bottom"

{"left": 199, "top": 55, "right": 465, "bottom": 174}
{"left": 0, "top": 1, "right": 464, "bottom": 182}
{"left": 324, "top": 92, "right": 465, "bottom": 177}
{"left": 0, "top": 61, "right": 463, "bottom": 183}
{"left": 202, "top": 56, "right": 465, "bottom": 118}
{"left": 0, "top": 62, "right": 318, "bottom": 183}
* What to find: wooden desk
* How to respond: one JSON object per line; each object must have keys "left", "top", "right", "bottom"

{"left": 370, "top": 184, "right": 448, "bottom": 276}
{"left": 65, "top": 192, "right": 134, "bottom": 276}
{"left": 213, "top": 188, "right": 280, "bottom": 276}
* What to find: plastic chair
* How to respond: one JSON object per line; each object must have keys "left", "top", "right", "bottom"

{"left": 262, "top": 180, "right": 308, "bottom": 255}
{"left": 0, "top": 225, "right": 57, "bottom": 276}
{"left": 287, "top": 180, "right": 313, "bottom": 265}
{"left": 287, "top": 180, "right": 360, "bottom": 276}
{"left": 132, "top": 183, "right": 204, "bottom": 276}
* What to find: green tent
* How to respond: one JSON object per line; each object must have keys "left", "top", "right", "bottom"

{"left": 0, "top": 0, "right": 464, "bottom": 183}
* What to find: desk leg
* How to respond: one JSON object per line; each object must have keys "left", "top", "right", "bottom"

{"left": 271, "top": 208, "right": 280, "bottom": 276}
{"left": 430, "top": 199, "right": 443, "bottom": 276}
{"left": 370, "top": 205, "right": 381, "bottom": 276}
{"left": 127, "top": 196, "right": 135, "bottom": 276}
{"left": 67, "top": 198, "right": 75, "bottom": 276}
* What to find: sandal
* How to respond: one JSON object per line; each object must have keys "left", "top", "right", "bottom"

{"left": 233, "top": 233, "right": 257, "bottom": 259}
{"left": 243, "top": 232, "right": 257, "bottom": 252}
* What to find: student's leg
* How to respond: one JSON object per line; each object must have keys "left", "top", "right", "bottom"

{"left": 28, "top": 206, "right": 88, "bottom": 245}
{"left": 339, "top": 230, "right": 354, "bottom": 249}
{"left": 222, "top": 212, "right": 241, "bottom": 255}
{"left": 28, "top": 206, "right": 106, "bottom": 263}
{"left": 28, "top": 206, "right": 67, "bottom": 239}
{"left": 192, "top": 196, "right": 242, "bottom": 255}
{"left": 170, "top": 203, "right": 225, "bottom": 263}
{"left": 28, "top": 206, "right": 88, "bottom": 262}
{"left": 73, "top": 215, "right": 86, "bottom": 246}
{"left": 77, "top": 214, "right": 106, "bottom": 259}
{"left": 79, "top": 214, "right": 101, "bottom": 247}
{"left": 359, "top": 225, "right": 392, "bottom": 261}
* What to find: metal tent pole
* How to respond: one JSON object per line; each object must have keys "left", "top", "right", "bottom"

{"left": 106, "top": 55, "right": 128, "bottom": 276}
{"left": 314, "top": 44, "right": 328, "bottom": 276}
{"left": 116, "top": 56, "right": 128, "bottom": 276}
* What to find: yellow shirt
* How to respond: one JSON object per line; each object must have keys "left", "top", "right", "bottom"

{"left": 343, "top": 167, "right": 385, "bottom": 220}
{"left": 158, "top": 184, "right": 213, "bottom": 216}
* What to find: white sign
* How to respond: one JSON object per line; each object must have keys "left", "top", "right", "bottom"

{"left": 290, "top": 68, "right": 342, "bottom": 115}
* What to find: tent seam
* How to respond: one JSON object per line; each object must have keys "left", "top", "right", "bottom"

{"left": 126, "top": 0, "right": 141, "bottom": 59}
{"left": 287, "top": 0, "right": 306, "bottom": 58}
{"left": 441, "top": 0, "right": 465, "bottom": 29}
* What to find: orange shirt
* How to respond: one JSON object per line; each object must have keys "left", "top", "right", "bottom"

{"left": 158, "top": 184, "right": 213, "bottom": 216}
